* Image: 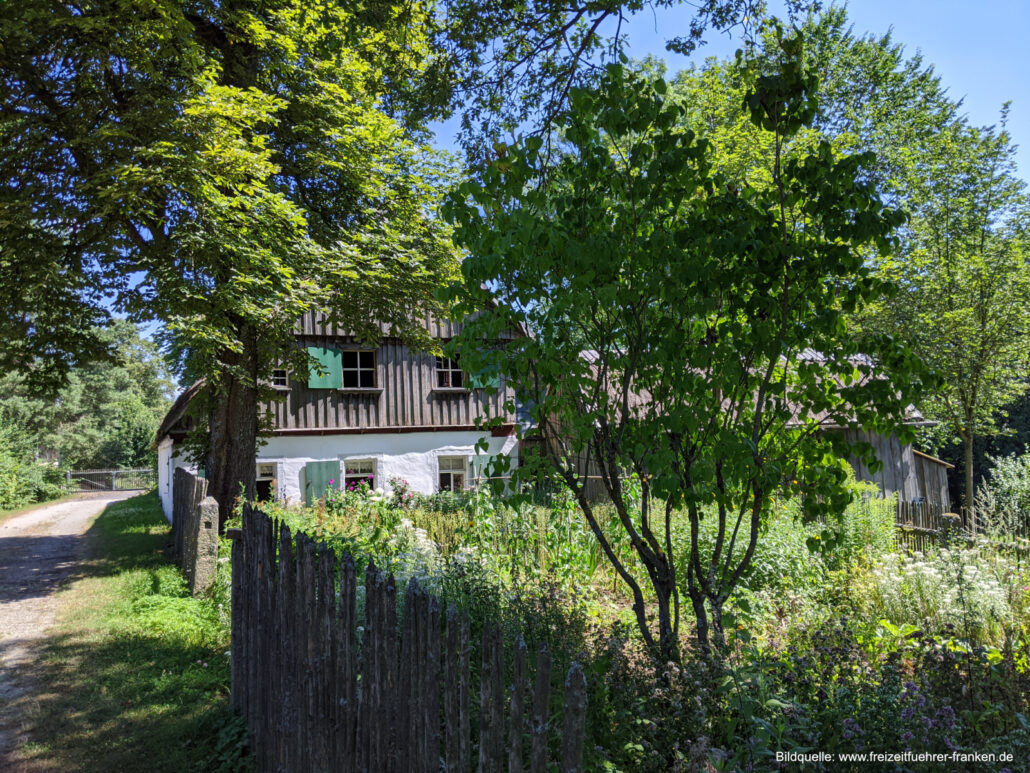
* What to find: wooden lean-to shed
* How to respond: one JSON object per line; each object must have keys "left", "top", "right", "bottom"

{"left": 832, "top": 427, "right": 953, "bottom": 508}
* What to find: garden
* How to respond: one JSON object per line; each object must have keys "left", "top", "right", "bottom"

{"left": 247, "top": 463, "right": 1030, "bottom": 772}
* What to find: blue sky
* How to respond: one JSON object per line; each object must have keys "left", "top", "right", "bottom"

{"left": 434, "top": 0, "right": 1029, "bottom": 176}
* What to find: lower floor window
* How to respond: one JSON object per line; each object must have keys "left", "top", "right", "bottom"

{"left": 345, "top": 459, "right": 375, "bottom": 490}
{"left": 438, "top": 456, "right": 467, "bottom": 492}
{"left": 256, "top": 463, "right": 277, "bottom": 502}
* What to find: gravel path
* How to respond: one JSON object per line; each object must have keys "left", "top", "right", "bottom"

{"left": 0, "top": 492, "right": 135, "bottom": 768}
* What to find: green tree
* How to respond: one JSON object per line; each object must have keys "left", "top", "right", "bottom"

{"left": 1, "top": 0, "right": 811, "bottom": 518}
{"left": 0, "top": 320, "right": 175, "bottom": 470}
{"left": 872, "top": 115, "right": 1030, "bottom": 516}
{"left": 1, "top": 1, "right": 459, "bottom": 519}
{"left": 445, "top": 49, "right": 926, "bottom": 656}
{"left": 440, "top": 0, "right": 813, "bottom": 153}
{"left": 666, "top": 8, "right": 1030, "bottom": 513}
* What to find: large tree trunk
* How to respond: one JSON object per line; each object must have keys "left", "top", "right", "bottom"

{"left": 205, "top": 322, "right": 260, "bottom": 526}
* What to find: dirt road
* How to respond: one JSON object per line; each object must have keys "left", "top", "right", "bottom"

{"left": 0, "top": 492, "right": 135, "bottom": 767}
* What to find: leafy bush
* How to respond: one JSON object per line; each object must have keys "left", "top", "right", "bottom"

{"left": 976, "top": 452, "right": 1030, "bottom": 538}
{"left": 0, "top": 437, "right": 65, "bottom": 510}
{"left": 710, "top": 618, "right": 1030, "bottom": 771}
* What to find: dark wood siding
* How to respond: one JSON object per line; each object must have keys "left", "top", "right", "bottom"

{"left": 262, "top": 336, "right": 515, "bottom": 432}
{"left": 294, "top": 310, "right": 521, "bottom": 340}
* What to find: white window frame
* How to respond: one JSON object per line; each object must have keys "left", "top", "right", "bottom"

{"left": 344, "top": 458, "right": 376, "bottom": 490}
{"left": 435, "top": 356, "right": 465, "bottom": 389}
{"left": 270, "top": 369, "right": 289, "bottom": 390}
{"left": 438, "top": 455, "right": 468, "bottom": 492}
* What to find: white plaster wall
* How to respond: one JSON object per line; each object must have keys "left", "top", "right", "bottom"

{"left": 257, "top": 431, "right": 518, "bottom": 504}
{"left": 157, "top": 438, "right": 175, "bottom": 521}
{"left": 157, "top": 439, "right": 197, "bottom": 522}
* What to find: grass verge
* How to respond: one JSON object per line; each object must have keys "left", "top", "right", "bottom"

{"left": 15, "top": 492, "right": 236, "bottom": 773}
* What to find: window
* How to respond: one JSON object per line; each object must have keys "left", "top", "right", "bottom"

{"left": 435, "top": 356, "right": 464, "bottom": 388}
{"left": 344, "top": 459, "right": 375, "bottom": 490}
{"left": 271, "top": 369, "right": 289, "bottom": 389}
{"left": 256, "top": 463, "right": 277, "bottom": 502}
{"left": 343, "top": 350, "right": 376, "bottom": 389}
{"left": 438, "top": 456, "right": 467, "bottom": 492}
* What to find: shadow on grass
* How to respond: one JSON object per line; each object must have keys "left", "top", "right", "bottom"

{"left": 13, "top": 493, "right": 235, "bottom": 773}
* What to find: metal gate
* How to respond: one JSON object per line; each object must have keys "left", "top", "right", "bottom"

{"left": 66, "top": 468, "right": 157, "bottom": 492}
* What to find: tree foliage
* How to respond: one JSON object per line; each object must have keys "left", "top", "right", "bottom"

{"left": 445, "top": 42, "right": 928, "bottom": 655}
{"left": 665, "top": 7, "right": 1030, "bottom": 510}
{"left": 872, "top": 114, "right": 1030, "bottom": 510}
{"left": 1, "top": 0, "right": 461, "bottom": 518}
{"left": 439, "top": 0, "right": 815, "bottom": 156}
{"left": 0, "top": 320, "right": 174, "bottom": 472}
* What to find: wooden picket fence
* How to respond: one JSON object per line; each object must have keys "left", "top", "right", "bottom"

{"left": 894, "top": 501, "right": 958, "bottom": 551}
{"left": 230, "top": 505, "right": 588, "bottom": 772}
{"left": 895, "top": 501, "right": 1030, "bottom": 551}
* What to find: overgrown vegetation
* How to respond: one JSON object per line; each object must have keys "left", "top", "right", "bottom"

{"left": 255, "top": 466, "right": 1030, "bottom": 770}
{"left": 16, "top": 493, "right": 236, "bottom": 773}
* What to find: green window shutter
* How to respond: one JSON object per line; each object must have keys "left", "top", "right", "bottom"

{"left": 307, "top": 346, "right": 343, "bottom": 389}
{"left": 304, "top": 460, "right": 340, "bottom": 506}
{"left": 468, "top": 368, "right": 501, "bottom": 391}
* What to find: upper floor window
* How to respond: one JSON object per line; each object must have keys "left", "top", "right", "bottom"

{"left": 271, "top": 369, "right": 289, "bottom": 389}
{"left": 436, "top": 356, "right": 464, "bottom": 388}
{"left": 343, "top": 350, "right": 376, "bottom": 389}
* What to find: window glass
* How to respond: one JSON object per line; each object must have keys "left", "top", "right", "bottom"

{"left": 271, "top": 369, "right": 289, "bottom": 388}
{"left": 438, "top": 455, "right": 467, "bottom": 491}
{"left": 344, "top": 459, "right": 375, "bottom": 490}
{"left": 436, "top": 356, "right": 464, "bottom": 388}
{"left": 343, "top": 350, "right": 376, "bottom": 389}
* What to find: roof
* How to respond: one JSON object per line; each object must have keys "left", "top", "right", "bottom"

{"left": 152, "top": 378, "right": 205, "bottom": 448}
{"left": 912, "top": 449, "right": 955, "bottom": 469}
{"left": 576, "top": 349, "right": 929, "bottom": 430}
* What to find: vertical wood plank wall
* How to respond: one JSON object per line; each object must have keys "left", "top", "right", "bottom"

{"left": 230, "top": 505, "right": 588, "bottom": 773}
{"left": 836, "top": 429, "right": 951, "bottom": 508}
{"left": 262, "top": 311, "right": 518, "bottom": 432}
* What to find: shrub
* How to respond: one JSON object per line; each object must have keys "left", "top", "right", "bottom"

{"left": 976, "top": 452, "right": 1030, "bottom": 537}
{"left": 853, "top": 548, "right": 1015, "bottom": 646}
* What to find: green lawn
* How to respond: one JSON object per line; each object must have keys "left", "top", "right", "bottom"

{"left": 16, "top": 493, "right": 242, "bottom": 773}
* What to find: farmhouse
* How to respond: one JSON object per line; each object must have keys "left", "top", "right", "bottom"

{"left": 155, "top": 311, "right": 520, "bottom": 520}
{"left": 155, "top": 315, "right": 953, "bottom": 521}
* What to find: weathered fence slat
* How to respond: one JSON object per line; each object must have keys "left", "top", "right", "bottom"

{"left": 229, "top": 504, "right": 588, "bottom": 773}
{"left": 338, "top": 553, "right": 357, "bottom": 769}
{"left": 479, "top": 623, "right": 505, "bottom": 773}
{"left": 399, "top": 580, "right": 418, "bottom": 773}
{"left": 426, "top": 595, "right": 441, "bottom": 773}
{"left": 277, "top": 521, "right": 295, "bottom": 773}
{"left": 561, "top": 663, "right": 587, "bottom": 773}
{"left": 508, "top": 635, "right": 527, "bottom": 773}
{"left": 530, "top": 643, "right": 551, "bottom": 773}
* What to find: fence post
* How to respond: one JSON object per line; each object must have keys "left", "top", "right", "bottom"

{"left": 560, "top": 663, "right": 587, "bottom": 773}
